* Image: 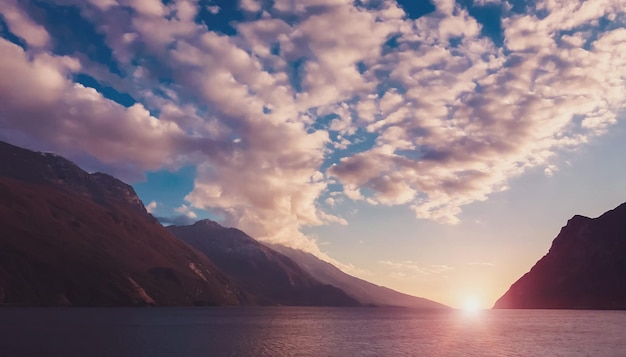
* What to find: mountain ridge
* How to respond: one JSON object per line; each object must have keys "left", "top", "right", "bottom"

{"left": 0, "top": 141, "right": 146, "bottom": 214}
{"left": 0, "top": 140, "right": 247, "bottom": 306}
{"left": 270, "top": 244, "right": 450, "bottom": 309}
{"left": 167, "top": 220, "right": 360, "bottom": 306}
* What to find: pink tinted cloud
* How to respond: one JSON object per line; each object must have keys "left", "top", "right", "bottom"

{"left": 1, "top": 0, "right": 625, "bottom": 253}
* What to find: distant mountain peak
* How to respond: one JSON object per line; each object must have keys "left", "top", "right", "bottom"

{"left": 193, "top": 219, "right": 224, "bottom": 229}
{"left": 567, "top": 214, "right": 592, "bottom": 225}
{"left": 0, "top": 140, "right": 146, "bottom": 214}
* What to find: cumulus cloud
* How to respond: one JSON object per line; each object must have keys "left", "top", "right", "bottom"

{"left": 146, "top": 200, "right": 158, "bottom": 213}
{"left": 0, "top": 0, "right": 50, "bottom": 48}
{"left": 328, "top": 0, "right": 626, "bottom": 223}
{"left": 1, "top": 0, "right": 626, "bottom": 255}
{"left": 156, "top": 214, "right": 196, "bottom": 226}
{"left": 206, "top": 5, "right": 220, "bottom": 15}
{"left": 0, "top": 37, "right": 194, "bottom": 180}
{"left": 174, "top": 204, "right": 197, "bottom": 219}
{"left": 87, "top": 0, "right": 118, "bottom": 11}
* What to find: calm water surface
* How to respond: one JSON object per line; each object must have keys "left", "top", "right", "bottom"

{"left": 1, "top": 307, "right": 625, "bottom": 356}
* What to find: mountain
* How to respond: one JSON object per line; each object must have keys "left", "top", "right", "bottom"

{"left": 0, "top": 140, "right": 246, "bottom": 306}
{"left": 494, "top": 202, "right": 626, "bottom": 309}
{"left": 270, "top": 245, "right": 449, "bottom": 309}
{"left": 167, "top": 221, "right": 359, "bottom": 306}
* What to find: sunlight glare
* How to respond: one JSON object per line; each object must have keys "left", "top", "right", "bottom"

{"left": 462, "top": 297, "right": 481, "bottom": 314}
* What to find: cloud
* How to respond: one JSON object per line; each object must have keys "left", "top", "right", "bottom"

{"left": 544, "top": 164, "right": 558, "bottom": 177}
{"left": 0, "top": 0, "right": 50, "bottom": 48}
{"left": 156, "top": 214, "right": 196, "bottom": 226}
{"left": 127, "top": 0, "right": 166, "bottom": 17}
{"left": 327, "top": 0, "right": 626, "bottom": 223}
{"left": 473, "top": 0, "right": 502, "bottom": 6}
{"left": 87, "top": 0, "right": 118, "bottom": 11}
{"left": 146, "top": 200, "right": 157, "bottom": 213}
{"left": 239, "top": 0, "right": 262, "bottom": 13}
{"left": 379, "top": 260, "right": 454, "bottom": 276}
{"left": 206, "top": 5, "right": 220, "bottom": 15}
{"left": 1, "top": 0, "right": 626, "bottom": 256}
{"left": 174, "top": 204, "right": 197, "bottom": 219}
{"left": 0, "top": 38, "right": 190, "bottom": 179}
{"left": 467, "top": 262, "right": 495, "bottom": 267}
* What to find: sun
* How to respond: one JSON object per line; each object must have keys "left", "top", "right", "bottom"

{"left": 462, "top": 297, "right": 481, "bottom": 313}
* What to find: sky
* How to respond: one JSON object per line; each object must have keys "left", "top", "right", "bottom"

{"left": 0, "top": 0, "right": 625, "bottom": 308}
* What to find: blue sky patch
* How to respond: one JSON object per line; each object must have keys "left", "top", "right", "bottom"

{"left": 74, "top": 74, "right": 136, "bottom": 108}
{"left": 322, "top": 128, "right": 378, "bottom": 172}
{"left": 288, "top": 57, "right": 308, "bottom": 93}
{"left": 0, "top": 15, "right": 27, "bottom": 49}
{"left": 133, "top": 166, "right": 197, "bottom": 211}
{"left": 26, "top": 0, "right": 122, "bottom": 75}
{"left": 396, "top": 0, "right": 436, "bottom": 19}
{"left": 463, "top": 1, "right": 504, "bottom": 47}
{"left": 196, "top": 0, "right": 247, "bottom": 36}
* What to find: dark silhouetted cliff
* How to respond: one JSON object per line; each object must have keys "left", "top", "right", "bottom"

{"left": 494, "top": 202, "right": 626, "bottom": 309}
{"left": 0, "top": 140, "right": 246, "bottom": 306}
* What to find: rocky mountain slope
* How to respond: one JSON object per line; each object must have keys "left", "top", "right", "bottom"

{"left": 0, "top": 140, "right": 246, "bottom": 306}
{"left": 494, "top": 202, "right": 626, "bottom": 309}
{"left": 271, "top": 245, "right": 449, "bottom": 309}
{"left": 167, "top": 221, "right": 359, "bottom": 306}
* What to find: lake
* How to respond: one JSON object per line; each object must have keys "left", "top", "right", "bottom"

{"left": 1, "top": 307, "right": 625, "bottom": 356}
